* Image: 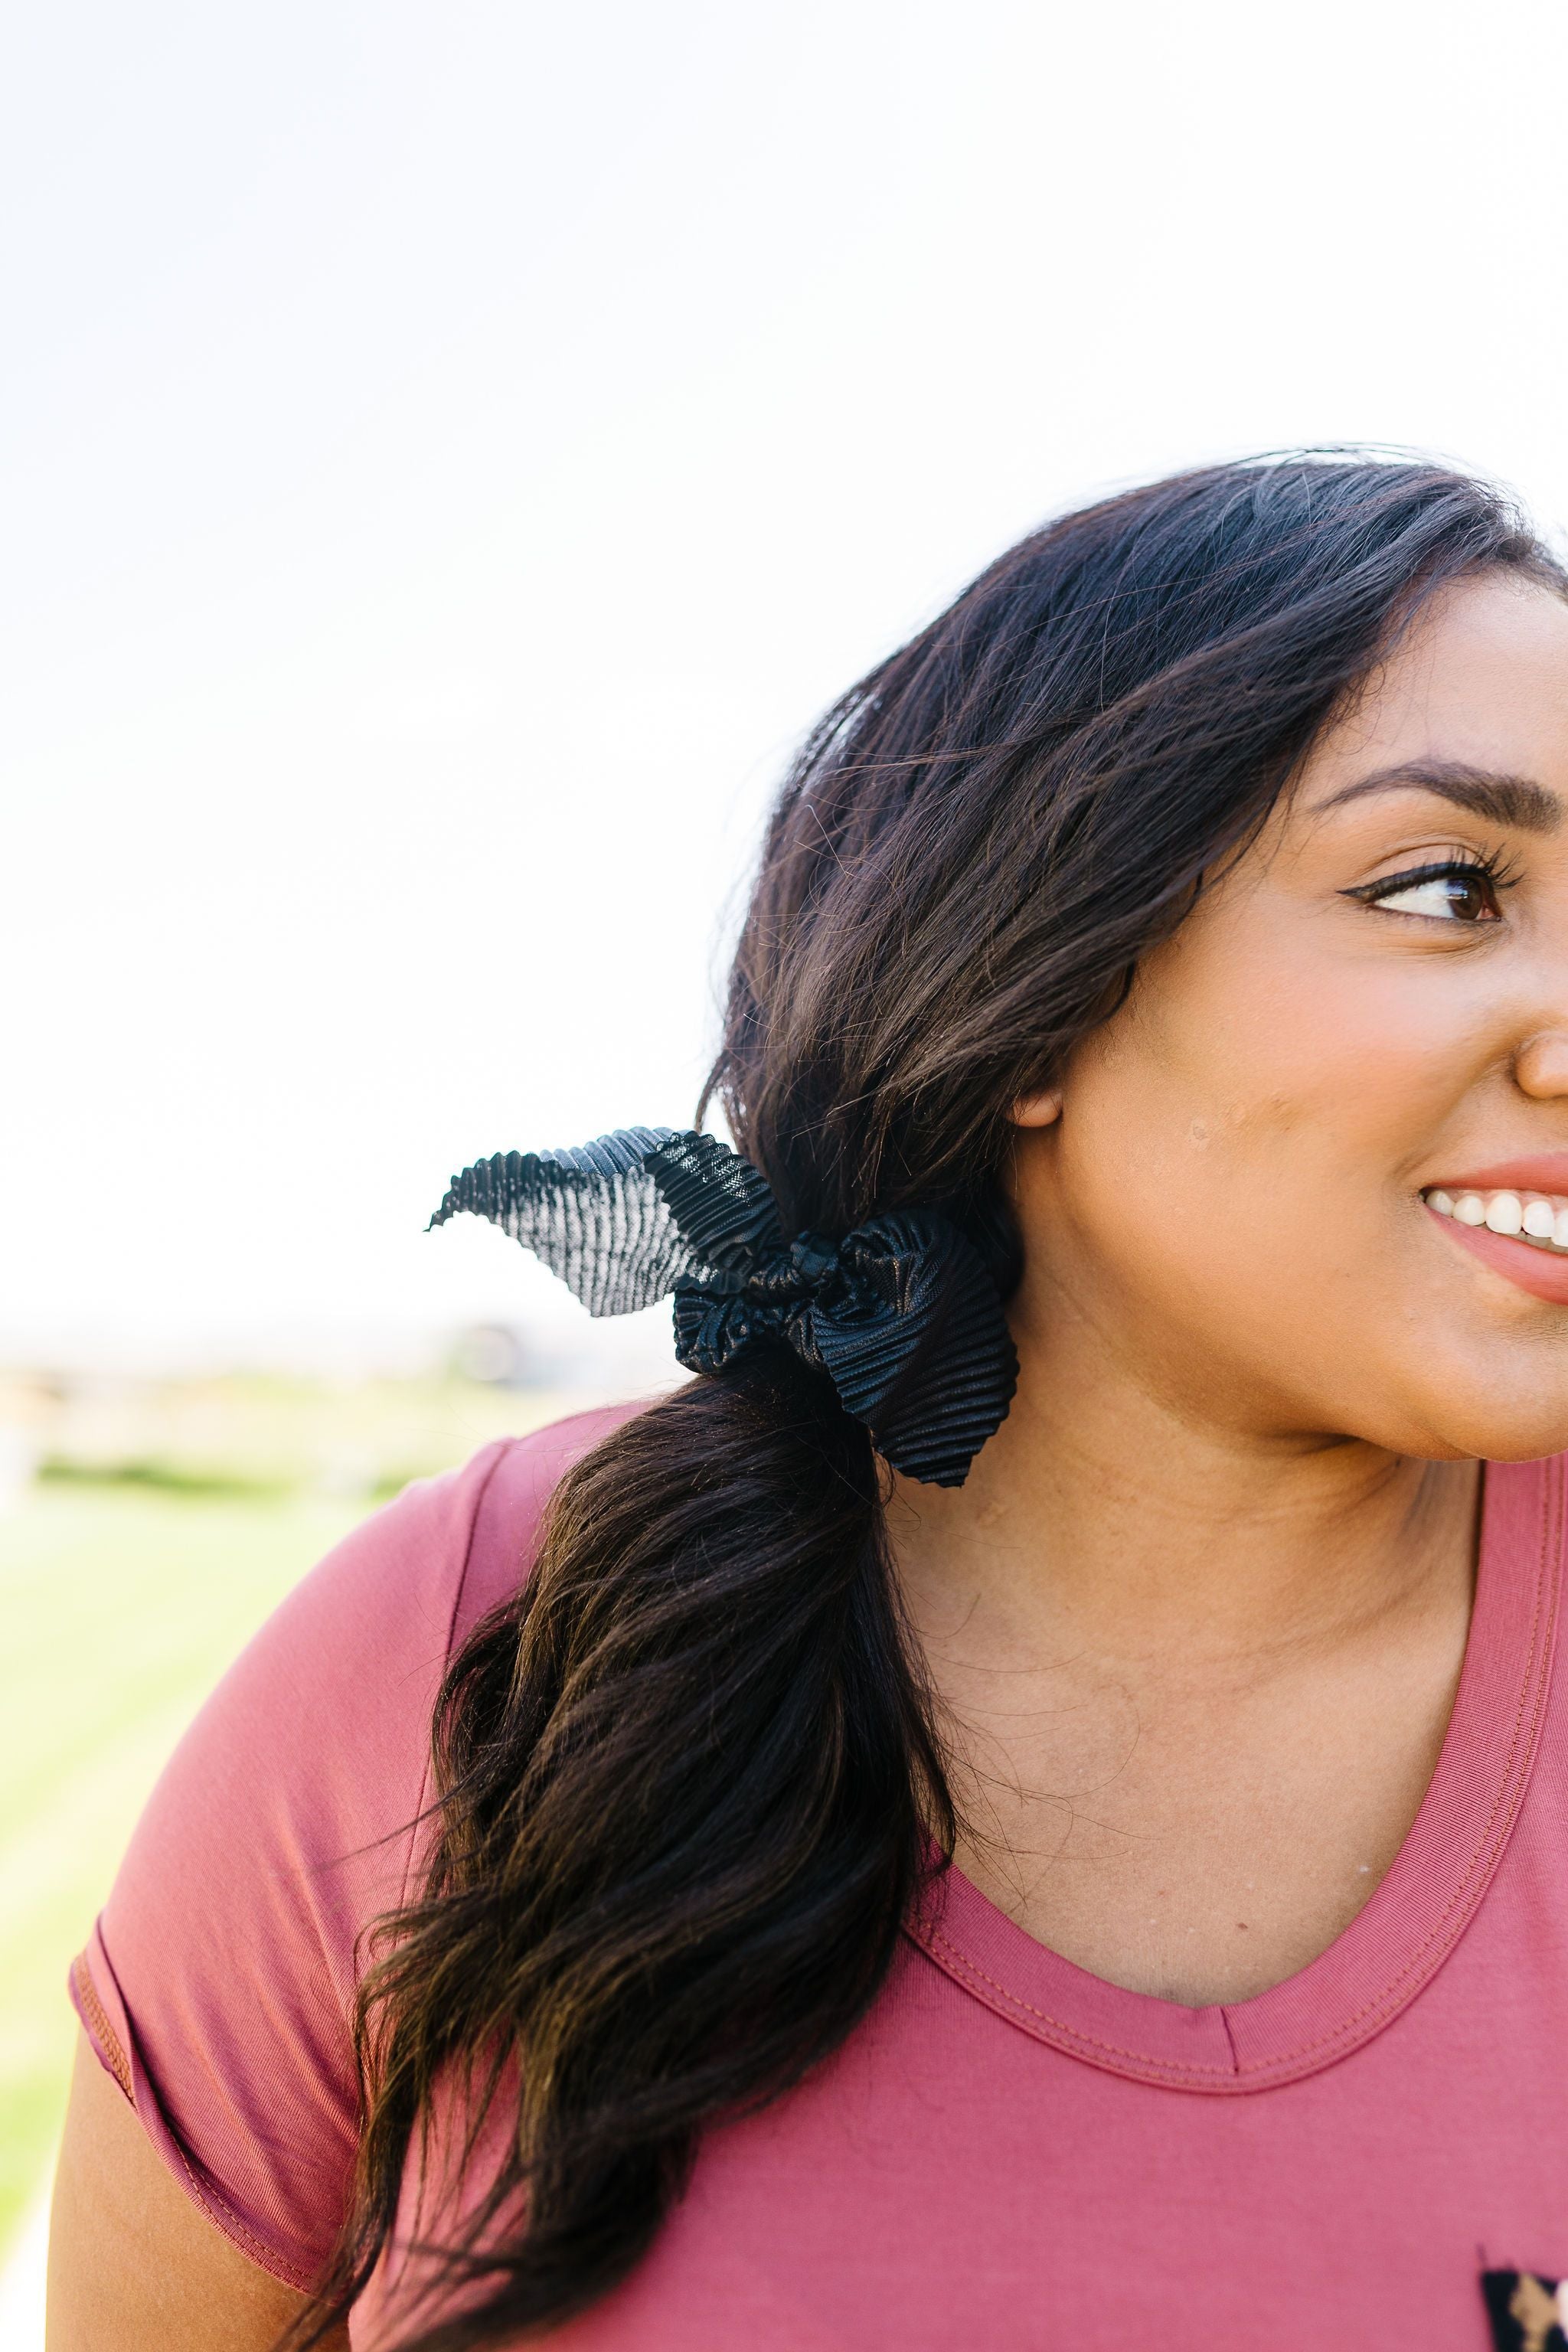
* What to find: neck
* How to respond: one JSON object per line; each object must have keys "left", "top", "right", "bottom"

{"left": 884, "top": 1266, "right": 1482, "bottom": 2005}
{"left": 888, "top": 1282, "right": 1479, "bottom": 1669}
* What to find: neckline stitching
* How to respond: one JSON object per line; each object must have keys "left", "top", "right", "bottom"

{"left": 919, "top": 1925, "right": 1240, "bottom": 2077}
{"left": 910, "top": 1455, "right": 1561, "bottom": 2087}
{"left": 1216, "top": 1452, "right": 1560, "bottom": 2073}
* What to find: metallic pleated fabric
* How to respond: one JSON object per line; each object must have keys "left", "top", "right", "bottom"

{"left": 429, "top": 1129, "right": 1018, "bottom": 1486}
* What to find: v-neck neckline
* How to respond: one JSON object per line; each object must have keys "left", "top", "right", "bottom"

{"left": 907, "top": 1453, "right": 1563, "bottom": 2092}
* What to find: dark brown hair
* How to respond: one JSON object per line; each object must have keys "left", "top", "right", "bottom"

{"left": 296, "top": 454, "right": 1565, "bottom": 2347}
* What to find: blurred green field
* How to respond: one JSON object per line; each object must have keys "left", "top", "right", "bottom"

{"left": 0, "top": 1376, "right": 591, "bottom": 2258}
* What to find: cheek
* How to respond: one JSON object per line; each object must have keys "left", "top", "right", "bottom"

{"left": 1095, "top": 924, "right": 1501, "bottom": 1182}
{"left": 1050, "top": 944, "right": 1502, "bottom": 1314}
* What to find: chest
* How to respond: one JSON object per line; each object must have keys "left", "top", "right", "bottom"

{"left": 357, "top": 1847, "right": 1568, "bottom": 2352}
{"left": 943, "top": 1621, "right": 1469, "bottom": 2004}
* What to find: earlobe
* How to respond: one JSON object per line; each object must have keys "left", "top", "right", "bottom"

{"left": 1010, "top": 1089, "right": 1062, "bottom": 1129}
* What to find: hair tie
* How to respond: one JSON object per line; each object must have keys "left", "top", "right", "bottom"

{"left": 428, "top": 1129, "right": 1017, "bottom": 1486}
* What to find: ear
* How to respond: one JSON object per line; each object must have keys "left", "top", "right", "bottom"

{"left": 1010, "top": 1089, "right": 1062, "bottom": 1129}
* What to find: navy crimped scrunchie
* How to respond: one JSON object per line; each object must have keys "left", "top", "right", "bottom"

{"left": 428, "top": 1129, "right": 1018, "bottom": 1487}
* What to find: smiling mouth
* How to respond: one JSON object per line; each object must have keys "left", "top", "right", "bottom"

{"left": 1423, "top": 1187, "right": 1568, "bottom": 1254}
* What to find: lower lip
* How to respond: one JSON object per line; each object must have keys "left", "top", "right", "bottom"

{"left": 1428, "top": 1205, "right": 1568, "bottom": 1305}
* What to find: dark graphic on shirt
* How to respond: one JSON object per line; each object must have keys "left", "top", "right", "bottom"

{"left": 1483, "top": 2269, "right": 1568, "bottom": 2352}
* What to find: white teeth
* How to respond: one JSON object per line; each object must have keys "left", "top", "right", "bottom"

{"left": 1425, "top": 1184, "right": 1568, "bottom": 1254}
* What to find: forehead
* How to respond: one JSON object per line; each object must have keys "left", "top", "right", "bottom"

{"left": 1296, "top": 573, "right": 1568, "bottom": 808}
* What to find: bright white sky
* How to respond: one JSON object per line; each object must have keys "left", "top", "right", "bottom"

{"left": 5, "top": 0, "right": 1567, "bottom": 1376}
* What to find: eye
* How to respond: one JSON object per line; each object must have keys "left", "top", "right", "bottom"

{"left": 1361, "top": 861, "right": 1504, "bottom": 923}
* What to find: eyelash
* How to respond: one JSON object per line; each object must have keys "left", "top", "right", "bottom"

{"left": 1346, "top": 848, "right": 1521, "bottom": 923}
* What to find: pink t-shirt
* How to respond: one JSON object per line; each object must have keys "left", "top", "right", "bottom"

{"left": 72, "top": 1410, "right": 1568, "bottom": 2349}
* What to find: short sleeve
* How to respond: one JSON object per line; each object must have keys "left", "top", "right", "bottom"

{"left": 69, "top": 1405, "right": 636, "bottom": 2291}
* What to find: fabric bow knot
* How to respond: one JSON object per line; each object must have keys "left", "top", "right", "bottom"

{"left": 429, "top": 1128, "right": 1017, "bottom": 1486}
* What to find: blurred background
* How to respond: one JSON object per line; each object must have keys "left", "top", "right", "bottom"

{"left": 4, "top": 0, "right": 1568, "bottom": 2328}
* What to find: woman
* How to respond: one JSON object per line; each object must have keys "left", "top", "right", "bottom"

{"left": 48, "top": 454, "right": 1568, "bottom": 2352}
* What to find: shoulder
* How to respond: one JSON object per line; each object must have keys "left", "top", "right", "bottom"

{"left": 248, "top": 1398, "right": 642, "bottom": 1717}
{"left": 125, "top": 1401, "right": 641, "bottom": 1883}
{"left": 448, "top": 1400, "right": 645, "bottom": 1636}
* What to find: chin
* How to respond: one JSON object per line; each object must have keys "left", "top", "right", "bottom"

{"left": 1326, "top": 1340, "right": 1568, "bottom": 1462}
{"left": 1396, "top": 1390, "right": 1568, "bottom": 1466}
{"left": 1471, "top": 1421, "right": 1568, "bottom": 1465}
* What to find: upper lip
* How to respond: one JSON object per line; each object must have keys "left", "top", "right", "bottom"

{"left": 1424, "top": 1155, "right": 1568, "bottom": 1196}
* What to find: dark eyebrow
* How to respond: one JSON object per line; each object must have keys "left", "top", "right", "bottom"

{"left": 1312, "top": 760, "right": 1562, "bottom": 835}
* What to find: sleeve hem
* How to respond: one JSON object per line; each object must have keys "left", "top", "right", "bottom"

{"left": 68, "top": 1937, "right": 321, "bottom": 2295}
{"left": 70, "top": 1951, "right": 133, "bottom": 2103}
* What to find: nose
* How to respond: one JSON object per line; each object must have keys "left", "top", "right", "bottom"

{"left": 1514, "top": 1029, "right": 1568, "bottom": 1100}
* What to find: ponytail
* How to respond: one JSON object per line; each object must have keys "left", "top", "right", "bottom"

{"left": 304, "top": 1357, "right": 950, "bottom": 2347}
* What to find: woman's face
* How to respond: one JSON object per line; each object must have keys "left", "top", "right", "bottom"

{"left": 1012, "top": 569, "right": 1568, "bottom": 1462}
